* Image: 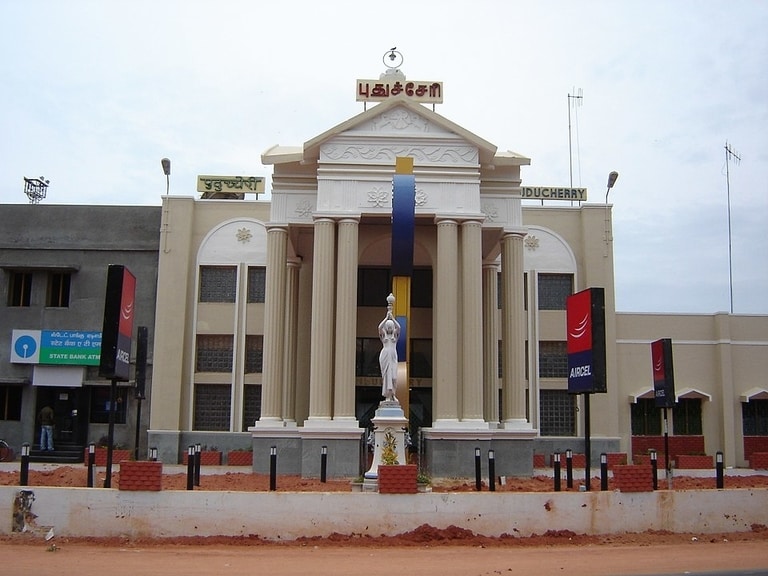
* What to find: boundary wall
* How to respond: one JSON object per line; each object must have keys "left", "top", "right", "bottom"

{"left": 2, "top": 487, "right": 766, "bottom": 540}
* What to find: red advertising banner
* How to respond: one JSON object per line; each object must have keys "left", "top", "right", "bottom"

{"left": 98, "top": 265, "right": 136, "bottom": 381}
{"left": 566, "top": 287, "right": 606, "bottom": 394}
{"left": 651, "top": 338, "right": 675, "bottom": 408}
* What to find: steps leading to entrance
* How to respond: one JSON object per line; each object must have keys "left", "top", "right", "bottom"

{"left": 29, "top": 444, "right": 84, "bottom": 464}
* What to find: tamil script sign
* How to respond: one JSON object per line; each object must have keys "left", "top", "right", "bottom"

{"left": 10, "top": 329, "right": 102, "bottom": 365}
{"left": 522, "top": 187, "right": 588, "bottom": 201}
{"left": 356, "top": 79, "right": 443, "bottom": 103}
{"left": 197, "top": 175, "right": 264, "bottom": 195}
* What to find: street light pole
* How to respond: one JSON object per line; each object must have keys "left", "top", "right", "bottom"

{"left": 603, "top": 171, "right": 619, "bottom": 257}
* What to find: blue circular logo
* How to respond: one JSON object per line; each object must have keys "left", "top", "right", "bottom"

{"left": 14, "top": 335, "right": 37, "bottom": 358}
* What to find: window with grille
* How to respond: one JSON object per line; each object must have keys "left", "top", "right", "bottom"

{"left": 356, "top": 337, "right": 382, "bottom": 377}
{"left": 0, "top": 385, "right": 22, "bottom": 420}
{"left": 537, "top": 273, "right": 573, "bottom": 310}
{"left": 410, "top": 339, "right": 432, "bottom": 378}
{"left": 47, "top": 272, "right": 71, "bottom": 307}
{"left": 242, "top": 384, "right": 262, "bottom": 429}
{"left": 8, "top": 271, "right": 32, "bottom": 307}
{"left": 196, "top": 335, "right": 234, "bottom": 372}
{"left": 539, "top": 389, "right": 576, "bottom": 436}
{"left": 199, "top": 266, "right": 236, "bottom": 303}
{"left": 247, "top": 267, "right": 266, "bottom": 303}
{"left": 673, "top": 398, "right": 703, "bottom": 435}
{"left": 193, "top": 384, "right": 231, "bottom": 431}
{"left": 742, "top": 400, "right": 768, "bottom": 436}
{"left": 245, "top": 335, "right": 263, "bottom": 373}
{"left": 89, "top": 386, "right": 128, "bottom": 424}
{"left": 631, "top": 398, "right": 662, "bottom": 435}
{"left": 539, "top": 341, "right": 568, "bottom": 378}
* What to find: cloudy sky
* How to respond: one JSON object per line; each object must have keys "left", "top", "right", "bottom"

{"left": 2, "top": 1, "right": 766, "bottom": 314}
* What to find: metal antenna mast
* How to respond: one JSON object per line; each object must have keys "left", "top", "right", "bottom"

{"left": 724, "top": 141, "right": 741, "bottom": 314}
{"left": 568, "top": 89, "right": 583, "bottom": 203}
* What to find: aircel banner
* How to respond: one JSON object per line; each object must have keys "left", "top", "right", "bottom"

{"left": 99, "top": 265, "right": 136, "bottom": 381}
{"left": 566, "top": 287, "right": 606, "bottom": 394}
{"left": 651, "top": 338, "right": 676, "bottom": 408}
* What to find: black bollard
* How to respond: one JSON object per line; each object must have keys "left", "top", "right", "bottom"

{"left": 565, "top": 449, "right": 573, "bottom": 489}
{"left": 19, "top": 443, "right": 30, "bottom": 486}
{"left": 600, "top": 453, "right": 608, "bottom": 491}
{"left": 488, "top": 450, "right": 496, "bottom": 492}
{"left": 320, "top": 445, "right": 327, "bottom": 483}
{"left": 194, "top": 443, "right": 201, "bottom": 487}
{"left": 716, "top": 451, "right": 724, "bottom": 489}
{"left": 650, "top": 450, "right": 658, "bottom": 491}
{"left": 149, "top": 446, "right": 158, "bottom": 462}
{"left": 186, "top": 445, "right": 195, "bottom": 490}
{"left": 269, "top": 446, "right": 277, "bottom": 491}
{"left": 87, "top": 442, "right": 96, "bottom": 488}
{"left": 474, "top": 447, "right": 482, "bottom": 491}
{"left": 553, "top": 452, "right": 561, "bottom": 492}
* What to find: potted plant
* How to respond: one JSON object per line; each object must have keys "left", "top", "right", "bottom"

{"left": 226, "top": 447, "right": 253, "bottom": 466}
{"left": 84, "top": 436, "right": 133, "bottom": 466}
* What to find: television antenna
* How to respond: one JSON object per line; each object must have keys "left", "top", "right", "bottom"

{"left": 568, "top": 89, "right": 583, "bottom": 204}
{"left": 23, "top": 176, "right": 50, "bottom": 203}
{"left": 724, "top": 141, "right": 741, "bottom": 314}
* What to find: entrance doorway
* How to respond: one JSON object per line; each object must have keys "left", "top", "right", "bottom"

{"left": 34, "top": 387, "right": 89, "bottom": 450}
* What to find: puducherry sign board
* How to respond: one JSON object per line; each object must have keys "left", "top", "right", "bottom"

{"left": 356, "top": 79, "right": 443, "bottom": 103}
{"left": 522, "top": 187, "right": 588, "bottom": 201}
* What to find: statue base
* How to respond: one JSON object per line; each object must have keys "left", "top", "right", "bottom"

{"left": 363, "top": 399, "right": 409, "bottom": 480}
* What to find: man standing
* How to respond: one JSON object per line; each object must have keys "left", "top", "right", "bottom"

{"left": 38, "top": 405, "right": 55, "bottom": 451}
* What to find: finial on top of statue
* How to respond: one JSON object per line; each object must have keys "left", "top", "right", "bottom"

{"left": 381, "top": 47, "right": 405, "bottom": 81}
{"left": 378, "top": 293, "right": 401, "bottom": 402}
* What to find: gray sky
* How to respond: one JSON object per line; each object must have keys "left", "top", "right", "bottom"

{"left": 2, "top": 0, "right": 766, "bottom": 314}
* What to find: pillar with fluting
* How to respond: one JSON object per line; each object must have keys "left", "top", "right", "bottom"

{"left": 307, "top": 217, "right": 335, "bottom": 423}
{"left": 433, "top": 218, "right": 459, "bottom": 424}
{"left": 460, "top": 219, "right": 484, "bottom": 422}
{"left": 259, "top": 225, "right": 288, "bottom": 424}
{"left": 333, "top": 217, "right": 359, "bottom": 423}
{"left": 482, "top": 262, "right": 500, "bottom": 425}
{"left": 281, "top": 258, "right": 301, "bottom": 424}
{"left": 500, "top": 230, "right": 529, "bottom": 426}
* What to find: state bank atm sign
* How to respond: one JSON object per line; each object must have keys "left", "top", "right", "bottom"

{"left": 10, "top": 329, "right": 102, "bottom": 365}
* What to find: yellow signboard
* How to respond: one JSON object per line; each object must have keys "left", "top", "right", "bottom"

{"left": 197, "top": 175, "right": 264, "bottom": 195}
{"left": 522, "top": 187, "right": 588, "bottom": 201}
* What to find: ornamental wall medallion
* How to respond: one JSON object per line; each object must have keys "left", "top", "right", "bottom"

{"left": 236, "top": 228, "right": 252, "bottom": 243}
{"left": 368, "top": 186, "right": 390, "bottom": 208}
{"left": 481, "top": 203, "right": 498, "bottom": 223}
{"left": 524, "top": 235, "right": 540, "bottom": 251}
{"left": 295, "top": 199, "right": 314, "bottom": 219}
{"left": 415, "top": 187, "right": 428, "bottom": 206}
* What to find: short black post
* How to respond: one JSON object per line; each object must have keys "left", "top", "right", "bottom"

{"left": 186, "top": 445, "right": 195, "bottom": 490}
{"left": 149, "top": 446, "right": 158, "bottom": 462}
{"left": 650, "top": 449, "right": 658, "bottom": 490}
{"left": 19, "top": 443, "right": 30, "bottom": 486}
{"left": 474, "top": 447, "right": 482, "bottom": 491}
{"left": 269, "top": 446, "right": 277, "bottom": 491}
{"left": 194, "top": 443, "right": 201, "bottom": 487}
{"left": 87, "top": 442, "right": 96, "bottom": 488}
{"left": 600, "top": 453, "right": 608, "bottom": 491}
{"left": 716, "top": 451, "right": 724, "bottom": 489}
{"left": 320, "top": 445, "right": 328, "bottom": 483}
{"left": 488, "top": 450, "right": 496, "bottom": 492}
{"left": 553, "top": 452, "right": 561, "bottom": 492}
{"left": 565, "top": 449, "right": 573, "bottom": 489}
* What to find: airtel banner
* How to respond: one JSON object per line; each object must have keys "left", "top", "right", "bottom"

{"left": 98, "top": 265, "right": 136, "bottom": 381}
{"left": 566, "top": 287, "right": 606, "bottom": 394}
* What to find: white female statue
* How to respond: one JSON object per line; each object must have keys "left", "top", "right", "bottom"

{"left": 378, "top": 293, "right": 401, "bottom": 401}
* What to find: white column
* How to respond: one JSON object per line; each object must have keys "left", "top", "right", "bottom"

{"left": 333, "top": 217, "right": 359, "bottom": 424}
{"left": 307, "top": 217, "right": 335, "bottom": 423}
{"left": 482, "top": 262, "right": 500, "bottom": 425}
{"left": 258, "top": 225, "right": 287, "bottom": 424}
{"left": 433, "top": 218, "right": 459, "bottom": 424}
{"left": 461, "top": 219, "right": 484, "bottom": 422}
{"left": 500, "top": 231, "right": 530, "bottom": 427}
{"left": 282, "top": 257, "right": 301, "bottom": 425}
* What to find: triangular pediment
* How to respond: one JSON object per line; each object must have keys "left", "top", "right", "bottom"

{"left": 302, "top": 96, "right": 498, "bottom": 165}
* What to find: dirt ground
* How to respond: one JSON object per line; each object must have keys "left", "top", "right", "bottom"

{"left": 2, "top": 466, "right": 768, "bottom": 575}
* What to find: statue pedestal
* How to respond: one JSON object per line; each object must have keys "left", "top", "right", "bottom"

{"left": 364, "top": 399, "right": 409, "bottom": 480}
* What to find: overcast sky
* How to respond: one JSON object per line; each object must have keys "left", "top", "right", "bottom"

{"left": 2, "top": 1, "right": 766, "bottom": 315}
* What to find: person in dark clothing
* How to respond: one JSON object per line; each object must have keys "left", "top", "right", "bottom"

{"left": 38, "top": 405, "right": 55, "bottom": 451}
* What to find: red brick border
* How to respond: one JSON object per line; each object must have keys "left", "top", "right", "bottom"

{"left": 118, "top": 461, "right": 163, "bottom": 491}
{"left": 378, "top": 465, "right": 417, "bottom": 494}
{"left": 613, "top": 464, "right": 653, "bottom": 492}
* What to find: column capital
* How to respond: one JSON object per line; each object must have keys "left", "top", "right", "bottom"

{"left": 502, "top": 226, "right": 528, "bottom": 239}
{"left": 266, "top": 223, "right": 289, "bottom": 233}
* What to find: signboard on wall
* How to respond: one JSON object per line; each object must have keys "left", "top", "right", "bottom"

{"left": 356, "top": 79, "right": 443, "bottom": 103}
{"left": 10, "top": 329, "right": 101, "bottom": 365}
{"left": 566, "top": 287, "right": 606, "bottom": 394}
{"left": 522, "top": 187, "right": 588, "bottom": 201}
